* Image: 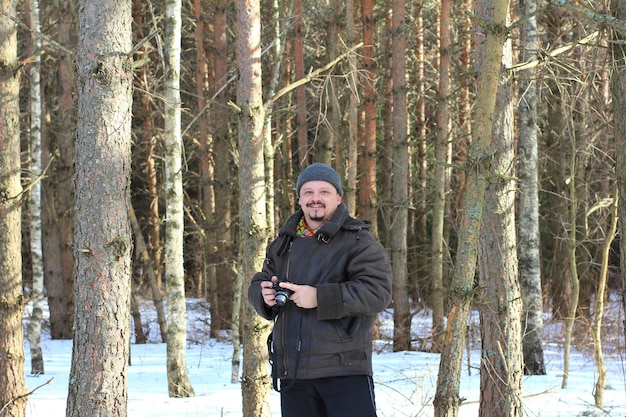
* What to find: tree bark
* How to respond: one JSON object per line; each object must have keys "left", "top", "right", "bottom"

{"left": 592, "top": 189, "right": 617, "bottom": 408}
{"left": 66, "top": 0, "right": 133, "bottom": 413}
{"left": 27, "top": 0, "right": 45, "bottom": 376}
{"left": 477, "top": 27, "right": 523, "bottom": 417}
{"left": 517, "top": 0, "right": 546, "bottom": 376}
{"left": 164, "top": 0, "right": 195, "bottom": 398}
{"left": 237, "top": 1, "right": 272, "bottom": 416}
{"left": 294, "top": 0, "right": 308, "bottom": 167}
{"left": 0, "top": 0, "right": 26, "bottom": 413}
{"left": 43, "top": 0, "right": 76, "bottom": 340}
{"left": 431, "top": 0, "right": 452, "bottom": 353}
{"left": 433, "top": 0, "right": 511, "bottom": 415}
{"left": 358, "top": 0, "right": 378, "bottom": 233}
{"left": 391, "top": 0, "right": 411, "bottom": 352}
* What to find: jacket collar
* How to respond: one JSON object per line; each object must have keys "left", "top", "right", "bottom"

{"left": 280, "top": 202, "right": 351, "bottom": 240}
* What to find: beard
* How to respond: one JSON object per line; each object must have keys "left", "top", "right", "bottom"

{"left": 306, "top": 202, "right": 326, "bottom": 222}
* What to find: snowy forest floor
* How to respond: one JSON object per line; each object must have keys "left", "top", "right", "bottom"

{"left": 22, "top": 294, "right": 626, "bottom": 417}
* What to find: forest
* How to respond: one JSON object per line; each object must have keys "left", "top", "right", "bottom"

{"left": 1, "top": 0, "right": 625, "bottom": 416}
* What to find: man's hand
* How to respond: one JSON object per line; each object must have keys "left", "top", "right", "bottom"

{"left": 279, "top": 282, "right": 318, "bottom": 309}
{"left": 261, "top": 276, "right": 279, "bottom": 307}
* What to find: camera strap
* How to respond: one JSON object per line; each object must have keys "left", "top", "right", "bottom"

{"left": 269, "top": 314, "right": 303, "bottom": 392}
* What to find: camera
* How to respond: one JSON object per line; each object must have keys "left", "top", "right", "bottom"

{"left": 271, "top": 279, "right": 294, "bottom": 306}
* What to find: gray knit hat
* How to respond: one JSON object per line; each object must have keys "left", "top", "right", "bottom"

{"left": 296, "top": 163, "right": 343, "bottom": 197}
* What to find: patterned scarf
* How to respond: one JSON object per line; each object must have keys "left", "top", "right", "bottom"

{"left": 296, "top": 217, "right": 319, "bottom": 238}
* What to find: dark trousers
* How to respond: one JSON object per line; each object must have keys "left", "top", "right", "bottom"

{"left": 280, "top": 375, "right": 377, "bottom": 417}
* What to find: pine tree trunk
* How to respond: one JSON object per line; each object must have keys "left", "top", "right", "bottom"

{"left": 358, "top": 0, "right": 378, "bottom": 232}
{"left": 345, "top": 0, "right": 358, "bottom": 216}
{"left": 27, "top": 0, "right": 45, "bottom": 376}
{"left": 294, "top": 0, "right": 308, "bottom": 166}
{"left": 66, "top": 0, "right": 133, "bottom": 414}
{"left": 433, "top": 0, "right": 511, "bottom": 415}
{"left": 237, "top": 1, "right": 272, "bottom": 415}
{"left": 215, "top": 0, "right": 237, "bottom": 335}
{"left": 518, "top": 0, "right": 546, "bottom": 376}
{"left": 477, "top": 29, "right": 523, "bottom": 417}
{"left": 164, "top": 0, "right": 195, "bottom": 398}
{"left": 431, "top": 0, "right": 452, "bottom": 353}
{"left": 0, "top": 0, "right": 26, "bottom": 413}
{"left": 43, "top": 0, "right": 76, "bottom": 340}
{"left": 390, "top": 0, "right": 411, "bottom": 352}
{"left": 316, "top": 0, "right": 341, "bottom": 164}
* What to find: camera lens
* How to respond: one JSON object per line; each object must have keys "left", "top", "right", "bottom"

{"left": 275, "top": 292, "right": 288, "bottom": 306}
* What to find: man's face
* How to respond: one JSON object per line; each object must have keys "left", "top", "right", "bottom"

{"left": 298, "top": 180, "right": 342, "bottom": 228}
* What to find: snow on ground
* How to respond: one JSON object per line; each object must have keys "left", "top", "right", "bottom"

{"left": 22, "top": 297, "right": 626, "bottom": 417}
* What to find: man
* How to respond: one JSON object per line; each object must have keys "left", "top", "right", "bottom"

{"left": 248, "top": 162, "right": 393, "bottom": 417}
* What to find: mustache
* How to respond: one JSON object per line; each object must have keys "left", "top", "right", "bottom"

{"left": 306, "top": 201, "right": 325, "bottom": 208}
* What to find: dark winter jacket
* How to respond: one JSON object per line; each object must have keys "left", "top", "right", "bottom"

{"left": 248, "top": 202, "right": 392, "bottom": 380}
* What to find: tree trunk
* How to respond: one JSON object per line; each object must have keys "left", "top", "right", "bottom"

{"left": 612, "top": 0, "right": 626, "bottom": 376}
{"left": 66, "top": 0, "right": 133, "bottom": 413}
{"left": 433, "top": 0, "right": 511, "bottom": 415}
{"left": 316, "top": 0, "right": 342, "bottom": 164}
{"left": 209, "top": 0, "right": 235, "bottom": 337}
{"left": 390, "top": 0, "right": 411, "bottom": 352}
{"left": 412, "top": 0, "right": 428, "bottom": 308}
{"left": 431, "top": 0, "right": 451, "bottom": 353}
{"left": 164, "top": 0, "right": 194, "bottom": 398}
{"left": 43, "top": 0, "right": 76, "bottom": 340}
{"left": 477, "top": 29, "right": 523, "bottom": 417}
{"left": 345, "top": 0, "right": 358, "bottom": 216}
{"left": 0, "top": 0, "right": 26, "bottom": 413}
{"left": 592, "top": 189, "right": 617, "bottom": 408}
{"left": 27, "top": 0, "right": 45, "bottom": 376}
{"left": 237, "top": 1, "right": 272, "bottom": 415}
{"left": 194, "top": 0, "right": 211, "bottom": 301}
{"left": 294, "top": 0, "right": 308, "bottom": 167}
{"left": 358, "top": 0, "right": 378, "bottom": 232}
{"left": 517, "top": 0, "right": 546, "bottom": 376}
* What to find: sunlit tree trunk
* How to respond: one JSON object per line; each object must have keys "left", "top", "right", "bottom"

{"left": 390, "top": 0, "right": 411, "bottom": 352}
{"left": 27, "top": 0, "right": 45, "bottom": 376}
{"left": 66, "top": 0, "right": 133, "bottom": 413}
{"left": 237, "top": 1, "right": 272, "bottom": 416}
{"left": 433, "top": 0, "right": 511, "bottom": 414}
{"left": 0, "top": 0, "right": 25, "bottom": 413}
{"left": 592, "top": 189, "right": 617, "bottom": 408}
{"left": 477, "top": 29, "right": 523, "bottom": 417}
{"left": 517, "top": 0, "right": 546, "bottom": 376}
{"left": 164, "top": 0, "right": 195, "bottom": 398}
